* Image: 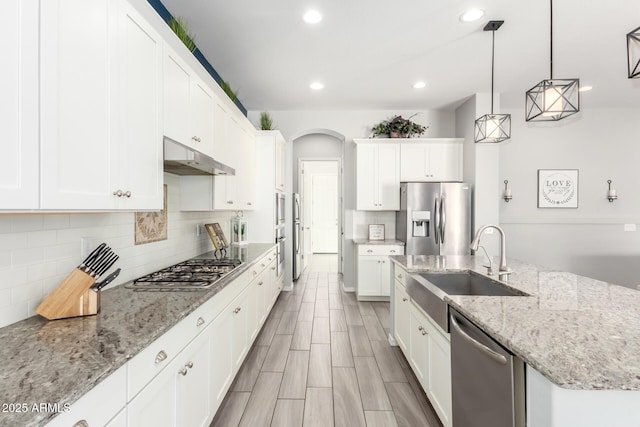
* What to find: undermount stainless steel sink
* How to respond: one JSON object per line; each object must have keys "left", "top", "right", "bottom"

{"left": 418, "top": 272, "right": 528, "bottom": 297}
{"left": 405, "top": 271, "right": 528, "bottom": 332}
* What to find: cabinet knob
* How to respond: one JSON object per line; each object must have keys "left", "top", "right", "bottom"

{"left": 261, "top": 263, "right": 266, "bottom": 268}
{"left": 124, "top": 190, "right": 132, "bottom": 198}
{"left": 421, "top": 329, "right": 427, "bottom": 336}
{"left": 196, "top": 317, "right": 205, "bottom": 327}
{"left": 186, "top": 361, "right": 194, "bottom": 369}
{"left": 179, "top": 367, "right": 188, "bottom": 376}
{"left": 402, "top": 297, "right": 408, "bottom": 302}
{"left": 234, "top": 307, "right": 241, "bottom": 314}
{"left": 155, "top": 350, "right": 168, "bottom": 364}
{"left": 112, "top": 189, "right": 123, "bottom": 197}
{"left": 73, "top": 421, "right": 89, "bottom": 427}
{"left": 247, "top": 202, "right": 252, "bottom": 206}
{"left": 227, "top": 200, "right": 234, "bottom": 204}
{"left": 271, "top": 267, "right": 276, "bottom": 270}
{"left": 367, "top": 250, "right": 373, "bottom": 253}
{"left": 390, "top": 250, "right": 396, "bottom": 253}
{"left": 258, "top": 281, "right": 264, "bottom": 286}
{"left": 397, "top": 274, "right": 403, "bottom": 279}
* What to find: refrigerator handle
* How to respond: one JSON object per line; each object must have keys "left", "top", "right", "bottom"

{"left": 440, "top": 195, "right": 446, "bottom": 244}
{"left": 434, "top": 196, "right": 440, "bottom": 244}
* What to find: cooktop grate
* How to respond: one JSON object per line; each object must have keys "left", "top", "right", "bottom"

{"left": 128, "top": 258, "right": 242, "bottom": 291}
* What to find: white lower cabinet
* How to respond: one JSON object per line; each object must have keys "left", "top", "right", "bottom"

{"left": 356, "top": 244, "right": 403, "bottom": 299}
{"left": 210, "top": 301, "right": 235, "bottom": 412}
{"left": 393, "top": 280, "right": 410, "bottom": 353}
{"left": 44, "top": 365, "right": 127, "bottom": 427}
{"left": 393, "top": 271, "right": 452, "bottom": 427}
{"left": 106, "top": 408, "right": 127, "bottom": 427}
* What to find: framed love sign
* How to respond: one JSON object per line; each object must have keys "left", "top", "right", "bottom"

{"left": 538, "top": 169, "right": 578, "bottom": 208}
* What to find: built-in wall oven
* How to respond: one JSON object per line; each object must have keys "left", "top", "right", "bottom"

{"left": 275, "top": 226, "right": 286, "bottom": 277}
{"left": 275, "top": 192, "right": 286, "bottom": 226}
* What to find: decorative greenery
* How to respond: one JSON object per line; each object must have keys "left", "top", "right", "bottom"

{"left": 220, "top": 80, "right": 238, "bottom": 102}
{"left": 168, "top": 17, "right": 196, "bottom": 52}
{"left": 371, "top": 114, "right": 428, "bottom": 138}
{"left": 259, "top": 112, "right": 274, "bottom": 130}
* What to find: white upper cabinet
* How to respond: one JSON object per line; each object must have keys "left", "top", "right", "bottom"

{"left": 163, "top": 47, "right": 215, "bottom": 158}
{"left": 400, "top": 139, "right": 463, "bottom": 182}
{"left": 275, "top": 136, "right": 286, "bottom": 192}
{"left": 40, "top": 0, "right": 163, "bottom": 210}
{"left": 0, "top": 0, "right": 39, "bottom": 209}
{"left": 355, "top": 141, "right": 400, "bottom": 211}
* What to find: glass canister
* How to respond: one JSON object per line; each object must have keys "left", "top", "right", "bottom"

{"left": 231, "top": 215, "right": 248, "bottom": 245}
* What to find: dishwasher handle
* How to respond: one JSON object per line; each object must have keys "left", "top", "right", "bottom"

{"left": 450, "top": 314, "right": 507, "bottom": 365}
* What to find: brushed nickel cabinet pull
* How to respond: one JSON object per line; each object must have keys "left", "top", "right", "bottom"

{"left": 179, "top": 367, "right": 188, "bottom": 376}
{"left": 113, "top": 189, "right": 123, "bottom": 197}
{"left": 186, "top": 361, "right": 194, "bottom": 369}
{"left": 73, "top": 421, "right": 89, "bottom": 427}
{"left": 196, "top": 317, "right": 205, "bottom": 326}
{"left": 155, "top": 350, "right": 168, "bottom": 364}
{"left": 124, "top": 190, "right": 132, "bottom": 198}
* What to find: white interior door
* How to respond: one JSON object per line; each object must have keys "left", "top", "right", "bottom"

{"left": 311, "top": 174, "right": 338, "bottom": 253}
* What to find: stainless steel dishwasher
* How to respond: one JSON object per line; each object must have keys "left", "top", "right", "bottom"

{"left": 450, "top": 308, "right": 525, "bottom": 427}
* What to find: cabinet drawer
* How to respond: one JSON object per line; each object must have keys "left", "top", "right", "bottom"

{"left": 358, "top": 245, "right": 403, "bottom": 256}
{"left": 127, "top": 313, "right": 195, "bottom": 401}
{"left": 394, "top": 267, "right": 407, "bottom": 287}
{"left": 45, "top": 365, "right": 126, "bottom": 427}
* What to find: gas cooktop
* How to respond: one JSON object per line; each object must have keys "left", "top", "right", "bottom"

{"left": 127, "top": 258, "right": 242, "bottom": 291}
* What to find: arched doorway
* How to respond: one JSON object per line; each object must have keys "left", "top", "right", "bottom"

{"left": 291, "top": 130, "right": 345, "bottom": 280}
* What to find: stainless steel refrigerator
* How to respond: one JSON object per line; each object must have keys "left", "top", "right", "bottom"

{"left": 292, "top": 193, "right": 302, "bottom": 280}
{"left": 396, "top": 182, "right": 472, "bottom": 255}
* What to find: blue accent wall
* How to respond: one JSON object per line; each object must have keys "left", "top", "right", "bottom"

{"left": 147, "top": 0, "right": 248, "bottom": 116}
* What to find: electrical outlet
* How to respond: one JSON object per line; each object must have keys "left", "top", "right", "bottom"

{"left": 81, "top": 237, "right": 96, "bottom": 259}
{"left": 196, "top": 224, "right": 202, "bottom": 236}
{"left": 624, "top": 224, "right": 636, "bottom": 232}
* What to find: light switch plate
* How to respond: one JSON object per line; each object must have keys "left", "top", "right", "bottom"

{"left": 624, "top": 224, "right": 636, "bottom": 232}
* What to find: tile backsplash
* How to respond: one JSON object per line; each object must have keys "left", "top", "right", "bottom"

{"left": 351, "top": 211, "right": 396, "bottom": 240}
{"left": 0, "top": 173, "right": 232, "bottom": 328}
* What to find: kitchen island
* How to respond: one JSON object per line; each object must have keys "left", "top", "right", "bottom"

{"left": 390, "top": 255, "right": 640, "bottom": 426}
{"left": 0, "top": 243, "right": 277, "bottom": 427}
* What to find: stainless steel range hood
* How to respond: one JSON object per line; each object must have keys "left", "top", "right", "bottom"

{"left": 163, "top": 137, "right": 235, "bottom": 176}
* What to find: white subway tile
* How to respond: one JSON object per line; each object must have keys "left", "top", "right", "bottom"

{"left": 0, "top": 288, "right": 11, "bottom": 308}
{"left": 0, "top": 267, "right": 29, "bottom": 290}
{"left": 0, "top": 303, "right": 28, "bottom": 328}
{"left": 11, "top": 215, "right": 44, "bottom": 232}
{"left": 11, "top": 281, "right": 44, "bottom": 304}
{"left": 27, "top": 230, "right": 58, "bottom": 248}
{"left": 0, "top": 218, "right": 12, "bottom": 233}
{"left": 43, "top": 274, "right": 69, "bottom": 295}
{"left": 0, "top": 233, "right": 28, "bottom": 251}
{"left": 28, "top": 262, "right": 58, "bottom": 282}
{"left": 43, "top": 214, "right": 70, "bottom": 230}
{"left": 44, "top": 242, "right": 79, "bottom": 262}
{"left": 12, "top": 247, "right": 44, "bottom": 266}
{"left": 0, "top": 251, "right": 11, "bottom": 270}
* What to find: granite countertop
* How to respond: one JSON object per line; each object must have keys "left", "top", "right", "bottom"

{"left": 390, "top": 255, "right": 640, "bottom": 391}
{"left": 0, "top": 243, "right": 275, "bottom": 427}
{"left": 353, "top": 239, "right": 405, "bottom": 245}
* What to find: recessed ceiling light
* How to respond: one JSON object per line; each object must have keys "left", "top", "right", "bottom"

{"left": 579, "top": 85, "right": 593, "bottom": 92}
{"left": 460, "top": 8, "right": 484, "bottom": 22}
{"left": 413, "top": 81, "right": 427, "bottom": 89}
{"left": 303, "top": 10, "right": 322, "bottom": 24}
{"left": 310, "top": 82, "right": 324, "bottom": 90}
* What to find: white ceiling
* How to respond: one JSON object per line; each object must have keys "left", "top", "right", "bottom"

{"left": 161, "top": 0, "right": 640, "bottom": 111}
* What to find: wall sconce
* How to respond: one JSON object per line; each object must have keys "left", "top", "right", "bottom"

{"left": 607, "top": 180, "right": 618, "bottom": 202}
{"left": 503, "top": 180, "right": 513, "bottom": 202}
{"left": 627, "top": 26, "right": 640, "bottom": 78}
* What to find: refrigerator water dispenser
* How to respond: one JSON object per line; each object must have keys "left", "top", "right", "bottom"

{"left": 412, "top": 211, "right": 430, "bottom": 237}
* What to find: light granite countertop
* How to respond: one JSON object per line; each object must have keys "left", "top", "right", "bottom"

{"left": 390, "top": 255, "right": 640, "bottom": 391}
{"left": 352, "top": 239, "right": 405, "bottom": 245}
{"left": 0, "top": 243, "right": 275, "bottom": 427}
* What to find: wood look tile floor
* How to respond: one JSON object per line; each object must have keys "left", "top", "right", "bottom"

{"left": 211, "top": 255, "right": 442, "bottom": 427}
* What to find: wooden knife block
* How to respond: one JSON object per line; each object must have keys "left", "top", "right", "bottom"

{"left": 36, "top": 269, "right": 101, "bottom": 320}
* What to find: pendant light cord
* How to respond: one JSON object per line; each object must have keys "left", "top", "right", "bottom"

{"left": 549, "top": 0, "right": 553, "bottom": 79}
{"left": 491, "top": 29, "right": 495, "bottom": 114}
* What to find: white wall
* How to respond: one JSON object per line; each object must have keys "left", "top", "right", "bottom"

{"left": 0, "top": 173, "right": 232, "bottom": 327}
{"left": 499, "top": 107, "right": 640, "bottom": 288}
{"left": 455, "top": 94, "right": 502, "bottom": 255}
{"left": 248, "top": 109, "right": 456, "bottom": 288}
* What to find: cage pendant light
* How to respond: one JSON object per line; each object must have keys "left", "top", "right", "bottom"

{"left": 628, "top": 26, "right": 640, "bottom": 78}
{"left": 525, "top": 0, "right": 579, "bottom": 121}
{"left": 475, "top": 20, "right": 511, "bottom": 143}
